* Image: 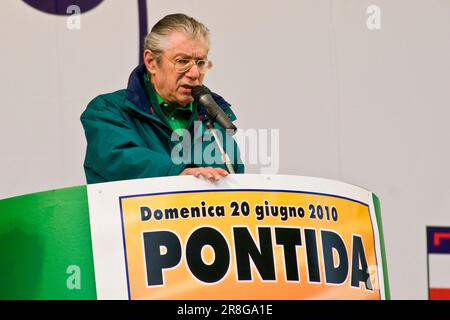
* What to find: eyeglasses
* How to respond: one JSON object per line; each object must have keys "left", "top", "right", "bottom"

{"left": 162, "top": 55, "right": 213, "bottom": 74}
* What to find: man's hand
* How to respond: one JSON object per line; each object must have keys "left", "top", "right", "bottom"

{"left": 180, "top": 166, "right": 229, "bottom": 181}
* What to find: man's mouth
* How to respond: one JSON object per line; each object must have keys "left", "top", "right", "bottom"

{"left": 180, "top": 85, "right": 194, "bottom": 93}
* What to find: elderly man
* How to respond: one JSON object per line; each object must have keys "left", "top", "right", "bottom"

{"left": 81, "top": 14, "right": 244, "bottom": 184}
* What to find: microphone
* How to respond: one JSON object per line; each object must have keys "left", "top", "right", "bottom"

{"left": 191, "top": 86, "right": 237, "bottom": 135}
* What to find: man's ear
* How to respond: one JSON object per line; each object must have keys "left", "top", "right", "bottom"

{"left": 143, "top": 50, "right": 158, "bottom": 75}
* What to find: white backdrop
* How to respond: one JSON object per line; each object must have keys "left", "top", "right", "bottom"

{"left": 1, "top": 0, "right": 450, "bottom": 299}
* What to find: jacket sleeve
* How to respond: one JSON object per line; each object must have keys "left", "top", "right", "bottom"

{"left": 80, "top": 97, "right": 186, "bottom": 183}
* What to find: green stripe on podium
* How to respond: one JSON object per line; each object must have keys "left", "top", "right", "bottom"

{"left": 372, "top": 192, "right": 391, "bottom": 300}
{"left": 0, "top": 186, "right": 96, "bottom": 299}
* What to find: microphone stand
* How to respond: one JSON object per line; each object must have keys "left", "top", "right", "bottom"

{"left": 204, "top": 117, "right": 236, "bottom": 174}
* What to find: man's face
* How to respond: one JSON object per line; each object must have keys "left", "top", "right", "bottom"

{"left": 145, "top": 32, "right": 209, "bottom": 107}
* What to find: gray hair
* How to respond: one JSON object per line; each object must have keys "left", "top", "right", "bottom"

{"left": 144, "top": 13, "right": 210, "bottom": 60}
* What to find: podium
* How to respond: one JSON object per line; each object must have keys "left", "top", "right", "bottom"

{"left": 0, "top": 174, "right": 390, "bottom": 300}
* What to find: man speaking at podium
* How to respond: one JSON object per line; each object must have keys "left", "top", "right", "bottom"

{"left": 81, "top": 14, "right": 244, "bottom": 184}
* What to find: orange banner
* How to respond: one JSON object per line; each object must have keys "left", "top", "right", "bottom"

{"left": 120, "top": 189, "right": 380, "bottom": 299}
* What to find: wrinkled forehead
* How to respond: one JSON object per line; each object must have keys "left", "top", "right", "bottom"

{"left": 164, "top": 31, "right": 209, "bottom": 58}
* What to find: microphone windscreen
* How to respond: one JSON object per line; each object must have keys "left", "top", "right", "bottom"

{"left": 191, "top": 85, "right": 209, "bottom": 99}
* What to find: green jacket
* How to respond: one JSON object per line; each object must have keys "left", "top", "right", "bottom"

{"left": 80, "top": 64, "right": 244, "bottom": 184}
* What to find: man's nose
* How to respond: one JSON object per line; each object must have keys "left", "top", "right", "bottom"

{"left": 185, "top": 63, "right": 200, "bottom": 79}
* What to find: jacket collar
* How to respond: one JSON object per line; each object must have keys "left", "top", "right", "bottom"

{"left": 125, "top": 64, "right": 153, "bottom": 114}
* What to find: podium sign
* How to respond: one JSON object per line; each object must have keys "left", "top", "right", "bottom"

{"left": 87, "top": 174, "right": 389, "bottom": 300}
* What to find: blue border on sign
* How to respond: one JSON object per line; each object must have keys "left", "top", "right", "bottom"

{"left": 119, "top": 197, "right": 132, "bottom": 300}
{"left": 120, "top": 189, "right": 369, "bottom": 206}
